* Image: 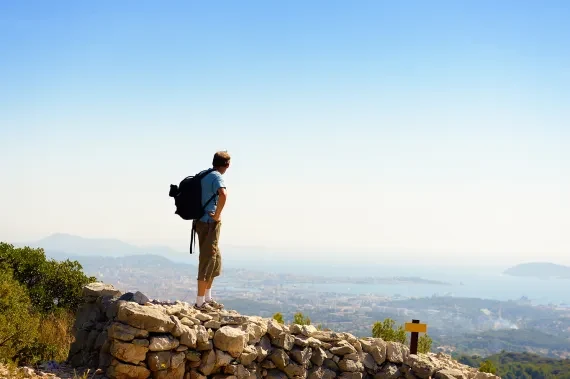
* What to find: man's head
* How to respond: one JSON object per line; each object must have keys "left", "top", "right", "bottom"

{"left": 212, "top": 150, "right": 231, "bottom": 174}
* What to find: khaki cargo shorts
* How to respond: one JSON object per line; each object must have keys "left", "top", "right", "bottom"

{"left": 195, "top": 220, "right": 222, "bottom": 281}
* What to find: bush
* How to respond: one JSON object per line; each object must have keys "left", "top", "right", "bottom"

{"left": 293, "top": 312, "right": 311, "bottom": 325}
{"left": 0, "top": 242, "right": 95, "bottom": 365}
{"left": 0, "top": 265, "right": 40, "bottom": 363}
{"left": 272, "top": 312, "right": 284, "bottom": 324}
{"left": 480, "top": 359, "right": 498, "bottom": 374}
{"left": 372, "top": 318, "right": 406, "bottom": 344}
{"left": 372, "top": 318, "right": 432, "bottom": 354}
{"left": 0, "top": 243, "right": 96, "bottom": 314}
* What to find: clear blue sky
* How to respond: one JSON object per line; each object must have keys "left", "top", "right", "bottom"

{"left": 1, "top": 0, "right": 569, "bottom": 265}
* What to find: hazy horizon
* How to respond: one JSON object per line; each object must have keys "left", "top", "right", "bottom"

{"left": 1, "top": 1, "right": 569, "bottom": 266}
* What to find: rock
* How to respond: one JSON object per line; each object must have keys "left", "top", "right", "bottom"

{"left": 239, "top": 345, "right": 258, "bottom": 366}
{"left": 338, "top": 359, "right": 362, "bottom": 372}
{"left": 269, "top": 349, "right": 290, "bottom": 370}
{"left": 266, "top": 369, "right": 288, "bottom": 379}
{"left": 435, "top": 369, "right": 467, "bottom": 379}
{"left": 171, "top": 316, "right": 185, "bottom": 338}
{"left": 117, "top": 302, "right": 175, "bottom": 333}
{"left": 271, "top": 333, "right": 295, "bottom": 350}
{"left": 216, "top": 350, "right": 234, "bottom": 367}
{"left": 256, "top": 335, "right": 272, "bottom": 362}
{"left": 186, "top": 350, "right": 202, "bottom": 362}
{"left": 310, "top": 347, "right": 327, "bottom": 366}
{"left": 109, "top": 340, "right": 148, "bottom": 364}
{"left": 406, "top": 354, "right": 440, "bottom": 379}
{"left": 340, "top": 373, "right": 363, "bottom": 379}
{"left": 283, "top": 362, "right": 306, "bottom": 378}
{"left": 133, "top": 291, "right": 150, "bottom": 305}
{"left": 267, "top": 320, "right": 284, "bottom": 338}
{"left": 83, "top": 282, "right": 122, "bottom": 298}
{"left": 213, "top": 326, "right": 248, "bottom": 358}
{"left": 154, "top": 364, "right": 185, "bottom": 379}
{"left": 330, "top": 340, "right": 357, "bottom": 355}
{"left": 386, "top": 342, "right": 405, "bottom": 364}
{"left": 199, "top": 349, "right": 217, "bottom": 376}
{"left": 180, "top": 325, "right": 198, "bottom": 348}
{"left": 195, "top": 313, "right": 213, "bottom": 322}
{"left": 375, "top": 362, "right": 400, "bottom": 379}
{"left": 290, "top": 346, "right": 312, "bottom": 365}
{"left": 311, "top": 331, "right": 343, "bottom": 342}
{"left": 171, "top": 352, "right": 186, "bottom": 368}
{"left": 147, "top": 351, "right": 172, "bottom": 371}
{"left": 308, "top": 366, "right": 336, "bottom": 379}
{"left": 204, "top": 320, "right": 222, "bottom": 329}
{"left": 107, "top": 359, "right": 150, "bottom": 379}
{"left": 149, "top": 335, "right": 180, "bottom": 351}
{"left": 107, "top": 322, "right": 149, "bottom": 342}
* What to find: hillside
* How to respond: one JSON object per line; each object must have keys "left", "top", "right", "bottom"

{"left": 503, "top": 263, "right": 570, "bottom": 279}
{"left": 456, "top": 351, "right": 570, "bottom": 379}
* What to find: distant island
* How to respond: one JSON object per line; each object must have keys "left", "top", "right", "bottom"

{"left": 504, "top": 262, "right": 570, "bottom": 279}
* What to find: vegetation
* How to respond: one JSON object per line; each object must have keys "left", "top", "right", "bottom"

{"left": 456, "top": 351, "right": 570, "bottom": 379}
{"left": 272, "top": 312, "right": 284, "bottom": 324}
{"left": 0, "top": 242, "right": 96, "bottom": 365}
{"left": 372, "top": 318, "right": 432, "bottom": 354}
{"left": 293, "top": 311, "right": 311, "bottom": 325}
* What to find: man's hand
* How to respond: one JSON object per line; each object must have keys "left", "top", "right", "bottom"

{"left": 209, "top": 212, "right": 221, "bottom": 222}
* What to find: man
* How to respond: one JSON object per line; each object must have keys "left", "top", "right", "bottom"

{"left": 193, "top": 151, "right": 230, "bottom": 310}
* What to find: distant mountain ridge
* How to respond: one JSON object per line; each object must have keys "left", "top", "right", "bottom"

{"left": 25, "top": 232, "right": 183, "bottom": 258}
{"left": 504, "top": 262, "right": 570, "bottom": 279}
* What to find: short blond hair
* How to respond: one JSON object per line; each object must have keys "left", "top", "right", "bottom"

{"left": 212, "top": 151, "right": 231, "bottom": 167}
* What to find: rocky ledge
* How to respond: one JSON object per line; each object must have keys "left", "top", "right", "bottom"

{"left": 68, "top": 282, "right": 500, "bottom": 379}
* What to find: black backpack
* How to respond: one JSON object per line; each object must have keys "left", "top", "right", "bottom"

{"left": 169, "top": 168, "right": 217, "bottom": 254}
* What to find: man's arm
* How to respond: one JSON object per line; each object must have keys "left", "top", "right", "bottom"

{"left": 212, "top": 187, "right": 227, "bottom": 221}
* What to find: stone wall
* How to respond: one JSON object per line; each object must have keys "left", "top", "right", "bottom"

{"left": 68, "top": 283, "right": 500, "bottom": 379}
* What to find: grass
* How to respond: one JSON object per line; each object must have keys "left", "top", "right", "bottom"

{"left": 36, "top": 311, "right": 76, "bottom": 363}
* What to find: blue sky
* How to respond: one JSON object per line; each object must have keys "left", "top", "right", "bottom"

{"left": 1, "top": 0, "right": 569, "bottom": 265}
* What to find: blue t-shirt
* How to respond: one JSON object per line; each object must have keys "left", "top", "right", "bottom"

{"left": 199, "top": 169, "right": 226, "bottom": 222}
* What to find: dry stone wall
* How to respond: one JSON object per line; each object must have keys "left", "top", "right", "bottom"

{"left": 68, "top": 283, "right": 500, "bottom": 379}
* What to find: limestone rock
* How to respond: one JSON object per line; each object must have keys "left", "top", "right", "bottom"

{"left": 435, "top": 369, "right": 467, "bottom": 379}
{"left": 149, "top": 335, "right": 180, "bottom": 351}
{"left": 239, "top": 345, "right": 258, "bottom": 366}
{"left": 108, "top": 322, "right": 149, "bottom": 342}
{"left": 199, "top": 349, "right": 217, "bottom": 376}
{"left": 290, "top": 346, "right": 312, "bottom": 365}
{"left": 308, "top": 366, "right": 336, "bottom": 379}
{"left": 180, "top": 325, "right": 198, "bottom": 348}
{"left": 109, "top": 340, "right": 148, "bottom": 364}
{"left": 83, "top": 282, "right": 122, "bottom": 298}
{"left": 216, "top": 349, "right": 234, "bottom": 367}
{"left": 375, "top": 362, "right": 400, "bottom": 379}
{"left": 147, "top": 351, "right": 172, "bottom": 371}
{"left": 386, "top": 342, "right": 405, "bottom": 364}
{"left": 117, "top": 302, "right": 175, "bottom": 333}
{"left": 214, "top": 326, "right": 248, "bottom": 358}
{"left": 107, "top": 358, "right": 150, "bottom": 379}
{"left": 330, "top": 340, "right": 357, "bottom": 355}
{"left": 271, "top": 332, "right": 295, "bottom": 350}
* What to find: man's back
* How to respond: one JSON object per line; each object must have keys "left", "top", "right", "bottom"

{"left": 199, "top": 169, "right": 225, "bottom": 222}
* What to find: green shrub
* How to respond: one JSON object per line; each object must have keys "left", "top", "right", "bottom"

{"left": 272, "top": 312, "right": 284, "bottom": 324}
{"left": 0, "top": 265, "right": 40, "bottom": 363}
{"left": 480, "top": 359, "right": 498, "bottom": 374}
{"left": 372, "top": 318, "right": 432, "bottom": 354}
{"left": 0, "top": 242, "right": 96, "bottom": 314}
{"left": 293, "top": 312, "right": 311, "bottom": 325}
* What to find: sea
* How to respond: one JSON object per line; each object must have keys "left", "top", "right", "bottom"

{"left": 222, "top": 258, "right": 570, "bottom": 306}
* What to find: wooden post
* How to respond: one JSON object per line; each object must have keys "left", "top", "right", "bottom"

{"left": 409, "top": 319, "right": 419, "bottom": 355}
{"left": 404, "top": 319, "right": 427, "bottom": 355}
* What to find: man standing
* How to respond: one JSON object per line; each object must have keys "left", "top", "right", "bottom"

{"left": 193, "top": 151, "right": 230, "bottom": 310}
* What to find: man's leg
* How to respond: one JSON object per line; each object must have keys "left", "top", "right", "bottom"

{"left": 195, "top": 221, "right": 223, "bottom": 309}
